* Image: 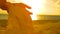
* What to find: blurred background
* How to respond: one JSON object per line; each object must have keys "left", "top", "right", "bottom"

{"left": 0, "top": 0, "right": 60, "bottom": 34}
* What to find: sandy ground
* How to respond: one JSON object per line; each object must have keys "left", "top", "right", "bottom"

{"left": 0, "top": 20, "right": 60, "bottom": 34}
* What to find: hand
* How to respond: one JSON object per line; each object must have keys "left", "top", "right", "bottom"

{"left": 20, "top": 3, "right": 31, "bottom": 9}
{"left": 28, "top": 12, "right": 33, "bottom": 15}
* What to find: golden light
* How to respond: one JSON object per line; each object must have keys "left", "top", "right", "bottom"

{"left": 0, "top": 9, "right": 8, "bottom": 14}
{"left": 1, "top": 0, "right": 60, "bottom": 20}
{"left": 22, "top": 0, "right": 46, "bottom": 20}
{"left": 1, "top": 0, "right": 46, "bottom": 20}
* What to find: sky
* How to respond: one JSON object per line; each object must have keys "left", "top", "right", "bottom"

{"left": 0, "top": 0, "right": 60, "bottom": 15}
{"left": 0, "top": 0, "right": 60, "bottom": 20}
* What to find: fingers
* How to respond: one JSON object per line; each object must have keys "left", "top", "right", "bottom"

{"left": 20, "top": 3, "right": 31, "bottom": 9}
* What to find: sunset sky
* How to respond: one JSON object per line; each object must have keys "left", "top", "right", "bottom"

{"left": 0, "top": 0, "right": 60, "bottom": 15}
{"left": 0, "top": 0, "right": 60, "bottom": 20}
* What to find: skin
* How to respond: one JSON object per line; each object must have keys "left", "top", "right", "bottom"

{"left": 0, "top": 1, "right": 33, "bottom": 34}
{"left": 6, "top": 2, "right": 33, "bottom": 34}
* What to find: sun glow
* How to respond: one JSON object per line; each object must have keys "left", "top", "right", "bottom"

{"left": 22, "top": 0, "right": 46, "bottom": 20}
{"left": 4, "top": 0, "right": 46, "bottom": 20}
{"left": 1, "top": 0, "right": 60, "bottom": 20}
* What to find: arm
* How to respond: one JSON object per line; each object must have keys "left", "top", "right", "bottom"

{"left": 20, "top": 3, "right": 33, "bottom": 14}
{"left": 20, "top": 3, "right": 31, "bottom": 9}
{"left": 22, "top": 3, "right": 33, "bottom": 14}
